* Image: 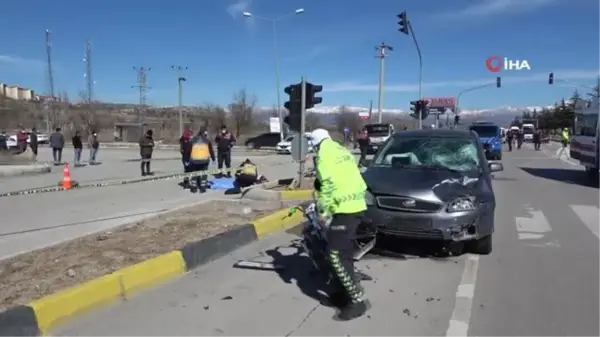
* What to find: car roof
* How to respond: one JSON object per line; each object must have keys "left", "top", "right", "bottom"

{"left": 393, "top": 129, "right": 475, "bottom": 139}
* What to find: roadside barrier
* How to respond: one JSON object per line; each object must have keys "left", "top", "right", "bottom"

{"left": 0, "top": 159, "right": 299, "bottom": 198}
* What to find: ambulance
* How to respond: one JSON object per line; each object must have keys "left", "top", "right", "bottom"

{"left": 570, "top": 97, "right": 599, "bottom": 181}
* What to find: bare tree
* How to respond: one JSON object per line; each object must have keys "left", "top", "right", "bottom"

{"left": 228, "top": 88, "right": 256, "bottom": 137}
{"left": 335, "top": 106, "right": 362, "bottom": 134}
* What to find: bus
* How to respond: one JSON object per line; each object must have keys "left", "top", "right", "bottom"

{"left": 364, "top": 123, "right": 395, "bottom": 153}
{"left": 570, "top": 97, "right": 599, "bottom": 180}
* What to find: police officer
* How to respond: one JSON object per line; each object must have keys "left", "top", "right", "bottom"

{"left": 310, "top": 128, "right": 369, "bottom": 321}
{"left": 357, "top": 127, "right": 370, "bottom": 166}
{"left": 180, "top": 129, "right": 193, "bottom": 187}
{"left": 188, "top": 128, "right": 215, "bottom": 193}
{"left": 506, "top": 129, "right": 514, "bottom": 151}
{"left": 215, "top": 125, "right": 236, "bottom": 177}
{"left": 557, "top": 127, "right": 570, "bottom": 159}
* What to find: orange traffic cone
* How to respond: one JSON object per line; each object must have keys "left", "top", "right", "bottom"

{"left": 60, "top": 163, "right": 73, "bottom": 189}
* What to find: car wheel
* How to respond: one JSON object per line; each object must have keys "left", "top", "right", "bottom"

{"left": 467, "top": 235, "right": 492, "bottom": 255}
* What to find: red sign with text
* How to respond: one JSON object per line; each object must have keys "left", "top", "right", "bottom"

{"left": 425, "top": 97, "right": 456, "bottom": 108}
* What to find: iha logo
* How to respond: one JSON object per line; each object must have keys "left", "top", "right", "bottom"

{"left": 485, "top": 56, "right": 531, "bottom": 72}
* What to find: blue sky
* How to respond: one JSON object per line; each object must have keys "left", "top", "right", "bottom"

{"left": 0, "top": 0, "right": 598, "bottom": 111}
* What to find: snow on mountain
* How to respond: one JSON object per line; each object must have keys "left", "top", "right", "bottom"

{"left": 256, "top": 104, "right": 555, "bottom": 116}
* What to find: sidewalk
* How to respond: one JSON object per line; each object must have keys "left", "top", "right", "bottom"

{"left": 0, "top": 164, "right": 52, "bottom": 178}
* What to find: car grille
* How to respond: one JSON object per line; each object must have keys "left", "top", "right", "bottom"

{"left": 376, "top": 196, "right": 442, "bottom": 213}
{"left": 378, "top": 227, "right": 444, "bottom": 240}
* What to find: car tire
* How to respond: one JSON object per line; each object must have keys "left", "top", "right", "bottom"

{"left": 467, "top": 235, "right": 492, "bottom": 255}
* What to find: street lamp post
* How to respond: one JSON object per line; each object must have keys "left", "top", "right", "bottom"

{"left": 452, "top": 83, "right": 495, "bottom": 126}
{"left": 171, "top": 65, "right": 188, "bottom": 136}
{"left": 242, "top": 8, "right": 305, "bottom": 141}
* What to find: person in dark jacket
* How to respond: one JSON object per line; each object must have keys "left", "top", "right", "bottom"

{"left": 187, "top": 128, "right": 215, "bottom": 193}
{"left": 357, "top": 128, "right": 370, "bottom": 166}
{"left": 516, "top": 130, "right": 524, "bottom": 149}
{"left": 72, "top": 131, "right": 83, "bottom": 166}
{"left": 179, "top": 129, "right": 194, "bottom": 187}
{"left": 88, "top": 130, "right": 100, "bottom": 164}
{"left": 29, "top": 128, "right": 38, "bottom": 157}
{"left": 214, "top": 124, "right": 236, "bottom": 177}
{"left": 139, "top": 129, "right": 155, "bottom": 176}
{"left": 533, "top": 129, "right": 542, "bottom": 151}
{"left": 0, "top": 131, "right": 7, "bottom": 152}
{"left": 49, "top": 127, "right": 65, "bottom": 164}
{"left": 506, "top": 129, "right": 514, "bottom": 151}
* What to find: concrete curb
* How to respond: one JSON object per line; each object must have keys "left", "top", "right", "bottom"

{"left": 0, "top": 165, "right": 51, "bottom": 178}
{"left": 0, "top": 193, "right": 313, "bottom": 336}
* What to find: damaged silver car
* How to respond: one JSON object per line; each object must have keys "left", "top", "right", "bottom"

{"left": 361, "top": 129, "right": 503, "bottom": 255}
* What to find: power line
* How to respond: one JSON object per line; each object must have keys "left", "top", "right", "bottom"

{"left": 45, "top": 29, "right": 56, "bottom": 132}
{"left": 375, "top": 42, "right": 393, "bottom": 123}
{"left": 171, "top": 65, "right": 187, "bottom": 136}
{"left": 131, "top": 66, "right": 151, "bottom": 128}
{"left": 83, "top": 39, "right": 94, "bottom": 103}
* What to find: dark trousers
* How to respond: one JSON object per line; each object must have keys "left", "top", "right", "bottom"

{"left": 517, "top": 139, "right": 522, "bottom": 149}
{"left": 52, "top": 148, "right": 63, "bottom": 163}
{"left": 30, "top": 145, "right": 38, "bottom": 156}
{"left": 534, "top": 140, "right": 541, "bottom": 150}
{"left": 326, "top": 212, "right": 365, "bottom": 304}
{"left": 187, "top": 162, "right": 209, "bottom": 191}
{"left": 507, "top": 138, "right": 513, "bottom": 151}
{"left": 217, "top": 151, "right": 232, "bottom": 175}
{"left": 140, "top": 155, "right": 152, "bottom": 175}
{"left": 235, "top": 173, "right": 257, "bottom": 188}
{"left": 358, "top": 147, "right": 367, "bottom": 166}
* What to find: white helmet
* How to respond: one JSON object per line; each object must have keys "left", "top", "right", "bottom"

{"left": 310, "top": 128, "right": 331, "bottom": 146}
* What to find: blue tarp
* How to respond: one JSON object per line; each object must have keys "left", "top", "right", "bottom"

{"left": 208, "top": 177, "right": 236, "bottom": 190}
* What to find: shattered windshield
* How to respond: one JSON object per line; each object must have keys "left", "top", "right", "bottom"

{"left": 373, "top": 136, "right": 480, "bottom": 172}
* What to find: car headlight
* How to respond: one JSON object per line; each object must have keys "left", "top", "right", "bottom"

{"left": 447, "top": 196, "right": 475, "bottom": 212}
{"left": 365, "top": 191, "right": 375, "bottom": 206}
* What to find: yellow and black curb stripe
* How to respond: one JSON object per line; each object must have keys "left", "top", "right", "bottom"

{"left": 0, "top": 190, "right": 313, "bottom": 336}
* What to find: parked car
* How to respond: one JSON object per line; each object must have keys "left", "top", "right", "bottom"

{"left": 6, "top": 135, "right": 18, "bottom": 150}
{"left": 276, "top": 133, "right": 314, "bottom": 154}
{"left": 361, "top": 129, "right": 503, "bottom": 255}
{"left": 245, "top": 132, "right": 281, "bottom": 149}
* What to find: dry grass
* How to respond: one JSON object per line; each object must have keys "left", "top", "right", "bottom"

{"left": 0, "top": 200, "right": 277, "bottom": 311}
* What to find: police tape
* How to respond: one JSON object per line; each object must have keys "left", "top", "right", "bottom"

{"left": 0, "top": 160, "right": 299, "bottom": 198}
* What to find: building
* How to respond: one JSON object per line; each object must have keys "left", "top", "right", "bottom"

{"left": 0, "top": 82, "right": 35, "bottom": 101}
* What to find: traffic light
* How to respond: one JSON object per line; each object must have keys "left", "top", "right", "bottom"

{"left": 305, "top": 82, "right": 323, "bottom": 109}
{"left": 284, "top": 83, "right": 302, "bottom": 131}
{"left": 496, "top": 76, "right": 501, "bottom": 88}
{"left": 397, "top": 11, "right": 409, "bottom": 35}
{"left": 548, "top": 72, "right": 554, "bottom": 85}
{"left": 409, "top": 100, "right": 429, "bottom": 120}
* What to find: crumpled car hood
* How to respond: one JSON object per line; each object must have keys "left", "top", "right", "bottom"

{"left": 362, "top": 166, "right": 482, "bottom": 203}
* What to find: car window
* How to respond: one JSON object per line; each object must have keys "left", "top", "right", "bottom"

{"left": 284, "top": 136, "right": 294, "bottom": 142}
{"left": 373, "top": 136, "right": 480, "bottom": 172}
{"left": 469, "top": 125, "right": 499, "bottom": 138}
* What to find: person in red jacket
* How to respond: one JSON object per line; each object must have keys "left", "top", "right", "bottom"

{"left": 16, "top": 126, "right": 28, "bottom": 153}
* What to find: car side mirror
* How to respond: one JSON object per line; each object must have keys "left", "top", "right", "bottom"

{"left": 488, "top": 162, "right": 503, "bottom": 172}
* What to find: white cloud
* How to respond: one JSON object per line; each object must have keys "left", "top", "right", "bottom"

{"left": 436, "top": 0, "right": 556, "bottom": 18}
{"left": 0, "top": 55, "right": 46, "bottom": 70}
{"left": 324, "top": 69, "right": 600, "bottom": 93}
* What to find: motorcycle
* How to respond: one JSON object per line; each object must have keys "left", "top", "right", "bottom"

{"left": 301, "top": 192, "right": 377, "bottom": 285}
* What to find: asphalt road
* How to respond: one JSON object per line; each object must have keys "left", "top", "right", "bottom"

{"left": 57, "top": 143, "right": 599, "bottom": 336}
{"left": 0, "top": 148, "right": 301, "bottom": 260}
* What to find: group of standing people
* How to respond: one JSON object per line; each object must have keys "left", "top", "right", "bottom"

{"left": 177, "top": 124, "right": 236, "bottom": 193}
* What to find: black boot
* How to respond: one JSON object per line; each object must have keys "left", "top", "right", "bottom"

{"left": 337, "top": 301, "right": 368, "bottom": 321}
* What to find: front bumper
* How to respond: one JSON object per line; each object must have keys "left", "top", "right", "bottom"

{"left": 366, "top": 204, "right": 494, "bottom": 242}
{"left": 276, "top": 147, "right": 291, "bottom": 154}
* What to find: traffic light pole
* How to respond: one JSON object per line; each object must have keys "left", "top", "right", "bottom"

{"left": 407, "top": 22, "right": 423, "bottom": 129}
{"left": 299, "top": 77, "right": 307, "bottom": 188}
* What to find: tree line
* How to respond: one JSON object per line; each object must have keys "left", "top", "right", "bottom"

{"left": 511, "top": 83, "right": 599, "bottom": 131}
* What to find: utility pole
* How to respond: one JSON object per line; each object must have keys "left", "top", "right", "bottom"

{"left": 131, "top": 67, "right": 151, "bottom": 135}
{"left": 45, "top": 29, "right": 55, "bottom": 132}
{"left": 83, "top": 39, "right": 95, "bottom": 127}
{"left": 376, "top": 43, "right": 393, "bottom": 124}
{"left": 171, "top": 65, "right": 187, "bottom": 136}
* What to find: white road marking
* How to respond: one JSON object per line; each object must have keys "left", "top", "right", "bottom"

{"left": 446, "top": 254, "right": 479, "bottom": 336}
{"left": 516, "top": 209, "right": 553, "bottom": 241}
{"left": 570, "top": 205, "right": 600, "bottom": 239}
